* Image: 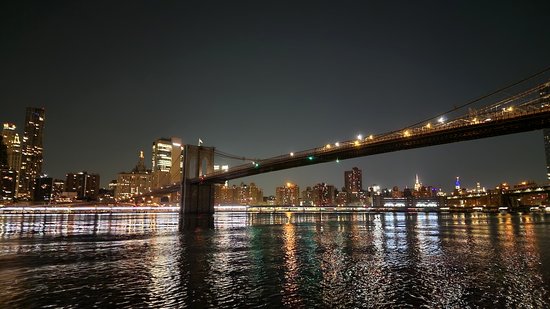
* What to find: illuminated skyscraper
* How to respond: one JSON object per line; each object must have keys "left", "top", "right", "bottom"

{"left": 152, "top": 137, "right": 183, "bottom": 188}
{"left": 414, "top": 174, "right": 422, "bottom": 192}
{"left": 540, "top": 85, "right": 550, "bottom": 180}
{"left": 2, "top": 124, "right": 21, "bottom": 170}
{"left": 544, "top": 129, "right": 550, "bottom": 180}
{"left": 344, "top": 167, "right": 362, "bottom": 193}
{"left": 2, "top": 123, "right": 22, "bottom": 195}
{"left": 19, "top": 107, "right": 45, "bottom": 199}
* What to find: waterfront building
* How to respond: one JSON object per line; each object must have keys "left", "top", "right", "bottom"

{"left": 301, "top": 186, "right": 314, "bottom": 206}
{"left": 18, "top": 107, "right": 46, "bottom": 200}
{"left": 2, "top": 123, "right": 22, "bottom": 195}
{"left": 214, "top": 182, "right": 263, "bottom": 205}
{"left": 345, "top": 167, "right": 365, "bottom": 204}
{"left": 152, "top": 137, "right": 183, "bottom": 189}
{"left": 336, "top": 191, "right": 348, "bottom": 206}
{"left": 214, "top": 183, "right": 230, "bottom": 205}
{"left": 66, "top": 171, "right": 100, "bottom": 200}
{"left": 392, "top": 186, "right": 403, "bottom": 198}
{"left": 344, "top": 167, "right": 362, "bottom": 193}
{"left": 115, "top": 151, "right": 152, "bottom": 200}
{"left": 275, "top": 182, "right": 300, "bottom": 206}
{"left": 312, "top": 183, "right": 335, "bottom": 206}
{"left": 0, "top": 168, "right": 17, "bottom": 202}
{"left": 52, "top": 179, "right": 65, "bottom": 201}
{"left": 544, "top": 129, "right": 550, "bottom": 180}
{"left": 34, "top": 175, "right": 53, "bottom": 202}
{"left": 248, "top": 182, "right": 263, "bottom": 205}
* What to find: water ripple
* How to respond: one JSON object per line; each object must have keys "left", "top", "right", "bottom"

{"left": 0, "top": 212, "right": 549, "bottom": 307}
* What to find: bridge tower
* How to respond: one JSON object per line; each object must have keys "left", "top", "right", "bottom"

{"left": 180, "top": 145, "right": 216, "bottom": 214}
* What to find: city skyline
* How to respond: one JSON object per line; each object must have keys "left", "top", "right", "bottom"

{"left": 2, "top": 1, "right": 550, "bottom": 195}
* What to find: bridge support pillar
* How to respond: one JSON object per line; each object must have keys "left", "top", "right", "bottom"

{"left": 182, "top": 182, "right": 215, "bottom": 214}
{"left": 180, "top": 145, "right": 216, "bottom": 215}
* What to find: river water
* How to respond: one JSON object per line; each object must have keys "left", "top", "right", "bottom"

{"left": 0, "top": 212, "right": 549, "bottom": 308}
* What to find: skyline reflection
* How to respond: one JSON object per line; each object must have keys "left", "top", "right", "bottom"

{"left": 0, "top": 212, "right": 549, "bottom": 307}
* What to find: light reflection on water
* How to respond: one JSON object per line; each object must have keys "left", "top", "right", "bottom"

{"left": 0, "top": 212, "right": 549, "bottom": 308}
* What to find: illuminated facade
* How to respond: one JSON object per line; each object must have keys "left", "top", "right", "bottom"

{"left": 414, "top": 174, "right": 422, "bottom": 192}
{"left": 312, "top": 183, "right": 336, "bottom": 206}
{"left": 19, "top": 107, "right": 45, "bottom": 200}
{"left": 275, "top": 183, "right": 300, "bottom": 206}
{"left": 214, "top": 182, "right": 263, "bottom": 205}
{"left": 152, "top": 137, "right": 183, "bottom": 189}
{"left": 2, "top": 124, "right": 22, "bottom": 182}
{"left": 544, "top": 129, "right": 550, "bottom": 180}
{"left": 344, "top": 167, "right": 362, "bottom": 193}
{"left": 302, "top": 187, "right": 314, "bottom": 206}
{"left": 115, "top": 151, "right": 152, "bottom": 200}
{"left": 0, "top": 169, "right": 16, "bottom": 202}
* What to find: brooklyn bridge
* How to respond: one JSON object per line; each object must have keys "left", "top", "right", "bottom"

{"left": 138, "top": 79, "right": 550, "bottom": 214}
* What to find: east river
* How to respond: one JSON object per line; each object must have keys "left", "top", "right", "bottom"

{"left": 0, "top": 212, "right": 549, "bottom": 308}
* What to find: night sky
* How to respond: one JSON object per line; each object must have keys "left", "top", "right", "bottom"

{"left": 2, "top": 1, "right": 550, "bottom": 195}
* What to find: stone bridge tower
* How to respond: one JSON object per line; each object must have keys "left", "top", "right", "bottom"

{"left": 181, "top": 145, "right": 216, "bottom": 214}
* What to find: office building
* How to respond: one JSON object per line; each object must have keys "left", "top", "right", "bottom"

{"left": 544, "top": 129, "right": 550, "bottom": 180}
{"left": 2, "top": 123, "right": 22, "bottom": 195}
{"left": 66, "top": 171, "right": 100, "bottom": 200}
{"left": 414, "top": 174, "right": 422, "bottom": 192}
{"left": 152, "top": 137, "right": 183, "bottom": 189}
{"left": 34, "top": 175, "right": 53, "bottom": 202}
{"left": 0, "top": 168, "right": 16, "bottom": 202}
{"left": 19, "top": 107, "right": 45, "bottom": 200}
{"left": 115, "top": 151, "right": 152, "bottom": 200}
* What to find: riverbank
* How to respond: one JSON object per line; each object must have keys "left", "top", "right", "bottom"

{"left": 1, "top": 205, "right": 549, "bottom": 214}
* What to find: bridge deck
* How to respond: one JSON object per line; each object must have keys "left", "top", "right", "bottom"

{"left": 197, "top": 107, "right": 550, "bottom": 184}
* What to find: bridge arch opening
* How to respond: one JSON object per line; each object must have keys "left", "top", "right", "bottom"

{"left": 200, "top": 157, "right": 208, "bottom": 176}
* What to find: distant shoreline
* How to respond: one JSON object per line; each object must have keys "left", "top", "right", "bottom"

{"left": 0, "top": 205, "right": 548, "bottom": 215}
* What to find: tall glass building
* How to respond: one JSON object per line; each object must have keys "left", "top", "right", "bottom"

{"left": 151, "top": 137, "right": 183, "bottom": 188}
{"left": 544, "top": 129, "right": 550, "bottom": 180}
{"left": 19, "top": 107, "right": 45, "bottom": 199}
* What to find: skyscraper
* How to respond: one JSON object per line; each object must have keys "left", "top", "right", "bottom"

{"left": 541, "top": 85, "right": 550, "bottom": 180}
{"left": 544, "top": 129, "right": 550, "bottom": 180}
{"left": 2, "top": 123, "right": 22, "bottom": 195}
{"left": 414, "top": 174, "right": 422, "bottom": 192}
{"left": 151, "top": 137, "right": 183, "bottom": 188}
{"left": 19, "top": 107, "right": 45, "bottom": 199}
{"left": 344, "top": 167, "right": 362, "bottom": 193}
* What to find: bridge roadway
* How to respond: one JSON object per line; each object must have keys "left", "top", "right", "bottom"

{"left": 142, "top": 81, "right": 550, "bottom": 198}
{"left": 193, "top": 81, "right": 550, "bottom": 184}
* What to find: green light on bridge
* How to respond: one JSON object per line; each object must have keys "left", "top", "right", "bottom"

{"left": 308, "top": 156, "right": 314, "bottom": 161}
